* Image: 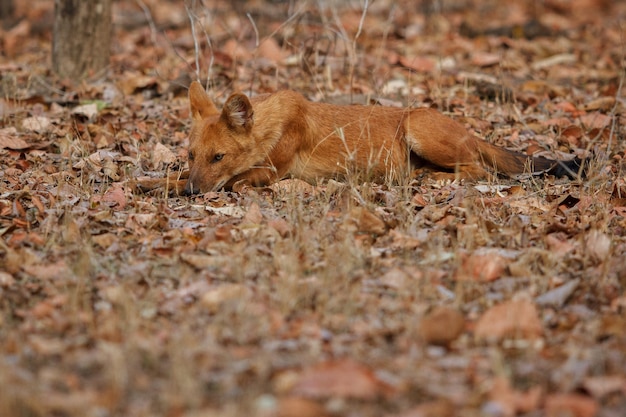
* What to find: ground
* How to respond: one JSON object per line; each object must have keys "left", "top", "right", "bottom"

{"left": 1, "top": 0, "right": 626, "bottom": 416}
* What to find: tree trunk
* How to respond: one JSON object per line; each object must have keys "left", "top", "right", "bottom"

{"left": 0, "top": 0, "right": 14, "bottom": 22}
{"left": 52, "top": 0, "right": 112, "bottom": 80}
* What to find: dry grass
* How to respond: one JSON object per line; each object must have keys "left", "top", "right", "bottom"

{"left": 1, "top": 0, "right": 626, "bottom": 416}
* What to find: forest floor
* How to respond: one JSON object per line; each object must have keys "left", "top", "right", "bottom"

{"left": 1, "top": 0, "right": 626, "bottom": 416}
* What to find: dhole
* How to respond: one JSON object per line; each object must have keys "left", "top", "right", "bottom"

{"left": 142, "top": 81, "right": 583, "bottom": 194}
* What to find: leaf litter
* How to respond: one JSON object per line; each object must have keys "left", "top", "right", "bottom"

{"left": 1, "top": 0, "right": 626, "bottom": 416}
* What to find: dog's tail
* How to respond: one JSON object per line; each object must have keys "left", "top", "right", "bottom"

{"left": 475, "top": 140, "right": 585, "bottom": 179}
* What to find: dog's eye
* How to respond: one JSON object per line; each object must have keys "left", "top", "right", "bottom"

{"left": 212, "top": 153, "right": 224, "bottom": 163}
{"left": 188, "top": 151, "right": 195, "bottom": 161}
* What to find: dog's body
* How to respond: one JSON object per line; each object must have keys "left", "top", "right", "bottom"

{"left": 140, "top": 81, "right": 582, "bottom": 194}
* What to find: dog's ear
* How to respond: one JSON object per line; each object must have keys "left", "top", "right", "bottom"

{"left": 221, "top": 93, "right": 254, "bottom": 131}
{"left": 189, "top": 81, "right": 218, "bottom": 120}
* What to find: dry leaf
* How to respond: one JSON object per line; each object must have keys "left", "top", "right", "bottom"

{"left": 152, "top": 142, "right": 177, "bottom": 167}
{"left": 585, "top": 230, "right": 611, "bottom": 262}
{"left": 276, "top": 397, "right": 329, "bottom": 417}
{"left": 242, "top": 202, "right": 263, "bottom": 225}
{"left": 579, "top": 112, "right": 612, "bottom": 129}
{"left": 418, "top": 306, "right": 465, "bottom": 346}
{"left": 393, "top": 400, "right": 454, "bottom": 417}
{"left": 474, "top": 299, "right": 543, "bottom": 341}
{"left": 349, "top": 207, "right": 387, "bottom": 235}
{"left": 21, "top": 116, "right": 51, "bottom": 132}
{"left": 379, "top": 268, "right": 410, "bottom": 289}
{"left": 487, "top": 378, "right": 542, "bottom": 415}
{"left": 102, "top": 184, "right": 127, "bottom": 209}
{"left": 455, "top": 251, "right": 506, "bottom": 282}
{"left": 72, "top": 103, "right": 98, "bottom": 119}
{"left": 0, "top": 271, "right": 16, "bottom": 287}
{"left": 471, "top": 51, "right": 500, "bottom": 67}
{"left": 0, "top": 128, "right": 29, "bottom": 149}
{"left": 582, "top": 375, "right": 626, "bottom": 399}
{"left": 257, "top": 37, "right": 287, "bottom": 63}
{"left": 200, "top": 284, "right": 252, "bottom": 314}
{"left": 399, "top": 56, "right": 436, "bottom": 73}
{"left": 22, "top": 260, "right": 74, "bottom": 281}
{"left": 291, "top": 359, "right": 392, "bottom": 400}
{"left": 544, "top": 393, "right": 598, "bottom": 417}
{"left": 535, "top": 279, "right": 580, "bottom": 307}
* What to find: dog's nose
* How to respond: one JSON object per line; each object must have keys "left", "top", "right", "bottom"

{"left": 183, "top": 181, "right": 199, "bottom": 196}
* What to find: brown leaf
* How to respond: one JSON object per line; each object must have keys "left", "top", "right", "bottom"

{"left": 268, "top": 218, "right": 292, "bottom": 238}
{"left": 579, "top": 112, "right": 612, "bottom": 129}
{"left": 276, "top": 397, "right": 329, "bottom": 417}
{"left": 545, "top": 233, "right": 576, "bottom": 256}
{"left": 544, "top": 393, "right": 598, "bottom": 417}
{"left": 379, "top": 268, "right": 410, "bottom": 289}
{"left": 418, "top": 306, "right": 465, "bottom": 346}
{"left": 349, "top": 207, "right": 387, "bottom": 235}
{"left": 22, "top": 260, "right": 74, "bottom": 281}
{"left": 474, "top": 299, "right": 543, "bottom": 341}
{"left": 455, "top": 251, "right": 506, "bottom": 282}
{"left": 102, "top": 184, "right": 127, "bottom": 210}
{"left": 584, "top": 96, "right": 618, "bottom": 112}
{"left": 0, "top": 128, "right": 29, "bottom": 150}
{"left": 242, "top": 202, "right": 263, "bottom": 225}
{"left": 393, "top": 400, "right": 454, "bottom": 417}
{"left": 582, "top": 375, "right": 626, "bottom": 399}
{"left": 152, "top": 142, "right": 177, "bottom": 168}
{"left": 257, "top": 37, "right": 287, "bottom": 63}
{"left": 487, "top": 377, "right": 542, "bottom": 415}
{"left": 389, "top": 229, "right": 422, "bottom": 250}
{"left": 585, "top": 230, "right": 611, "bottom": 262}
{"left": 200, "top": 284, "right": 252, "bottom": 314}
{"left": 21, "top": 115, "right": 51, "bottom": 133}
{"left": 399, "top": 56, "right": 436, "bottom": 73}
{"left": 0, "top": 271, "right": 16, "bottom": 287}
{"left": 291, "top": 359, "right": 392, "bottom": 400}
{"left": 470, "top": 51, "right": 500, "bottom": 67}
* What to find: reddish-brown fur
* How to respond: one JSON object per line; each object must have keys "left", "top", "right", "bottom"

{"left": 139, "top": 81, "right": 582, "bottom": 194}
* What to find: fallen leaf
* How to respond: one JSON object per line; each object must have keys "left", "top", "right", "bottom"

{"left": 276, "top": 397, "right": 329, "bottom": 417}
{"left": 102, "top": 184, "right": 127, "bottom": 209}
{"left": 0, "top": 271, "right": 16, "bottom": 287}
{"left": 399, "top": 56, "right": 436, "bottom": 73}
{"left": 21, "top": 116, "right": 51, "bottom": 132}
{"left": 257, "top": 37, "right": 287, "bottom": 63}
{"left": 474, "top": 299, "right": 543, "bottom": 341}
{"left": 180, "top": 253, "right": 226, "bottom": 269}
{"left": 418, "top": 306, "right": 465, "bottom": 346}
{"left": 545, "top": 233, "right": 575, "bottom": 256}
{"left": 455, "top": 251, "right": 506, "bottom": 282}
{"left": 584, "top": 96, "right": 617, "bottom": 112}
{"left": 349, "top": 207, "right": 387, "bottom": 235}
{"left": 22, "top": 260, "right": 74, "bottom": 281}
{"left": 487, "top": 377, "right": 542, "bottom": 415}
{"left": 242, "top": 201, "right": 263, "bottom": 225}
{"left": 585, "top": 230, "right": 611, "bottom": 262}
{"left": 0, "top": 128, "right": 29, "bottom": 149}
{"left": 393, "top": 400, "right": 454, "bottom": 417}
{"left": 268, "top": 218, "right": 292, "bottom": 238}
{"left": 72, "top": 103, "right": 99, "bottom": 119}
{"left": 531, "top": 53, "right": 576, "bottom": 70}
{"left": 152, "top": 142, "right": 177, "bottom": 168}
{"left": 471, "top": 51, "right": 500, "bottom": 67}
{"left": 544, "top": 393, "right": 598, "bottom": 417}
{"left": 291, "top": 359, "right": 392, "bottom": 400}
{"left": 200, "top": 284, "right": 252, "bottom": 314}
{"left": 582, "top": 375, "right": 626, "bottom": 399}
{"left": 579, "top": 112, "right": 612, "bottom": 129}
{"left": 379, "top": 267, "right": 410, "bottom": 289}
{"left": 535, "top": 279, "right": 580, "bottom": 307}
